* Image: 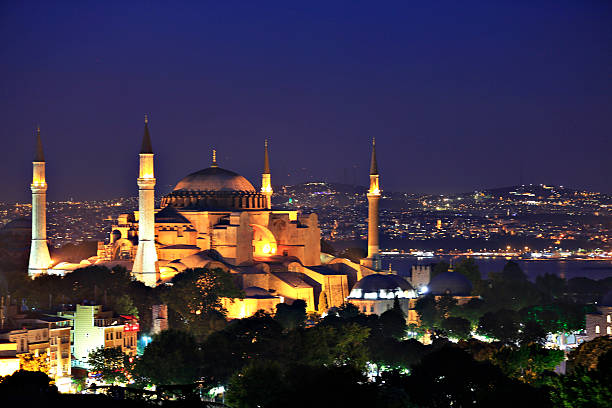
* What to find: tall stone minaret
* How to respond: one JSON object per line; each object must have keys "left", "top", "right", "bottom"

{"left": 28, "top": 127, "right": 52, "bottom": 278}
{"left": 261, "top": 139, "right": 273, "bottom": 209}
{"left": 363, "top": 138, "right": 381, "bottom": 270}
{"left": 132, "top": 115, "right": 159, "bottom": 287}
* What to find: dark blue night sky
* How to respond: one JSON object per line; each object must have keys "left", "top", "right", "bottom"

{"left": 1, "top": 1, "right": 611, "bottom": 201}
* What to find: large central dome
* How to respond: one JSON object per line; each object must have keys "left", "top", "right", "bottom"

{"left": 173, "top": 167, "right": 256, "bottom": 192}
{"left": 162, "top": 165, "right": 266, "bottom": 211}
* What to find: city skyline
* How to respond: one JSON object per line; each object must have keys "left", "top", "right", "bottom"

{"left": 1, "top": 1, "right": 611, "bottom": 202}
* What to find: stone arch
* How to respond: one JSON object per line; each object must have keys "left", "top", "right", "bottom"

{"left": 250, "top": 224, "right": 277, "bottom": 256}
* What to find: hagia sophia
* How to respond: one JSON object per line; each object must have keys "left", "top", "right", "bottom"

{"left": 27, "top": 119, "right": 475, "bottom": 320}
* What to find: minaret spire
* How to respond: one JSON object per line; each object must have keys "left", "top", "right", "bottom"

{"left": 28, "top": 126, "right": 52, "bottom": 278}
{"left": 132, "top": 116, "right": 159, "bottom": 287}
{"left": 263, "top": 139, "right": 270, "bottom": 174}
{"left": 34, "top": 126, "right": 44, "bottom": 162}
{"left": 141, "top": 114, "right": 153, "bottom": 154}
{"left": 370, "top": 138, "right": 378, "bottom": 175}
{"left": 261, "top": 139, "right": 273, "bottom": 209}
{"left": 361, "top": 138, "right": 381, "bottom": 270}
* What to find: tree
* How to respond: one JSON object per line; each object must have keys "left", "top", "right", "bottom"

{"left": 477, "top": 309, "right": 522, "bottom": 343}
{"left": 431, "top": 261, "right": 449, "bottom": 279}
{"left": 227, "top": 361, "right": 382, "bottom": 408}
{"left": 502, "top": 260, "right": 527, "bottom": 281}
{"left": 88, "top": 346, "right": 132, "bottom": 385}
{"left": 19, "top": 352, "right": 49, "bottom": 374}
{"left": 275, "top": 299, "right": 307, "bottom": 330}
{"left": 380, "top": 307, "right": 407, "bottom": 339}
{"left": 454, "top": 258, "right": 482, "bottom": 292}
{"left": 110, "top": 293, "right": 138, "bottom": 316}
{"left": 226, "top": 360, "right": 284, "bottom": 408}
{"left": 0, "top": 370, "right": 57, "bottom": 397}
{"left": 414, "top": 295, "right": 438, "bottom": 330}
{"left": 535, "top": 273, "right": 566, "bottom": 300}
{"left": 545, "top": 352, "right": 612, "bottom": 408}
{"left": 200, "top": 312, "right": 283, "bottom": 385}
{"left": 405, "top": 346, "right": 549, "bottom": 407}
{"left": 567, "top": 336, "right": 612, "bottom": 372}
{"left": 440, "top": 317, "right": 471, "bottom": 340}
{"left": 492, "top": 344, "right": 564, "bottom": 384}
{"left": 161, "top": 267, "right": 241, "bottom": 338}
{"left": 136, "top": 329, "right": 200, "bottom": 386}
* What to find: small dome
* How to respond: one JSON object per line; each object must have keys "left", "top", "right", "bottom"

{"left": 348, "top": 273, "right": 416, "bottom": 300}
{"left": 244, "top": 286, "right": 276, "bottom": 299}
{"left": 428, "top": 271, "right": 472, "bottom": 296}
{"left": 173, "top": 167, "right": 256, "bottom": 192}
{"left": 601, "top": 290, "right": 612, "bottom": 307}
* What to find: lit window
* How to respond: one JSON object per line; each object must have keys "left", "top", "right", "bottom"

{"left": 607, "top": 327, "right": 611, "bottom": 335}
{"left": 595, "top": 325, "right": 600, "bottom": 334}
{"left": 607, "top": 315, "right": 611, "bottom": 323}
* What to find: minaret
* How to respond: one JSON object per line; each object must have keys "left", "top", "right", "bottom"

{"left": 28, "top": 127, "right": 52, "bottom": 278}
{"left": 363, "top": 138, "right": 381, "bottom": 270}
{"left": 132, "top": 115, "right": 159, "bottom": 287}
{"left": 261, "top": 139, "right": 273, "bottom": 209}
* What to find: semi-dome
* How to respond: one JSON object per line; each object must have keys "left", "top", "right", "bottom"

{"left": 601, "top": 290, "right": 612, "bottom": 307}
{"left": 162, "top": 166, "right": 268, "bottom": 211}
{"left": 428, "top": 271, "right": 472, "bottom": 296}
{"left": 173, "top": 167, "right": 256, "bottom": 193}
{"left": 348, "top": 273, "right": 416, "bottom": 300}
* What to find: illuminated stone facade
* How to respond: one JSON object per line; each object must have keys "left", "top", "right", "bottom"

{"left": 95, "top": 136, "right": 374, "bottom": 314}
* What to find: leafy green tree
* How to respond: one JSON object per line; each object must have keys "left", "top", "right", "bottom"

{"left": 275, "top": 299, "right": 307, "bottom": 330}
{"left": 454, "top": 258, "right": 482, "bottom": 293}
{"left": 502, "top": 261, "right": 528, "bottom": 281}
{"left": 535, "top": 273, "right": 566, "bottom": 300}
{"left": 440, "top": 317, "right": 471, "bottom": 340}
{"left": 136, "top": 329, "right": 200, "bottom": 386}
{"left": 336, "top": 302, "right": 361, "bottom": 320}
{"left": 110, "top": 293, "right": 138, "bottom": 316}
{"left": 0, "top": 370, "right": 57, "bottom": 397}
{"left": 200, "top": 312, "right": 283, "bottom": 385}
{"left": 545, "top": 352, "right": 612, "bottom": 408}
{"left": 405, "top": 346, "right": 549, "bottom": 407}
{"left": 226, "top": 360, "right": 284, "bottom": 408}
{"left": 483, "top": 270, "right": 542, "bottom": 311}
{"left": 380, "top": 307, "right": 407, "bottom": 339}
{"left": 477, "top": 309, "right": 522, "bottom": 343}
{"left": 161, "top": 267, "right": 241, "bottom": 338}
{"left": 567, "top": 336, "right": 612, "bottom": 372}
{"left": 227, "top": 361, "right": 383, "bottom": 408}
{"left": 449, "top": 297, "right": 485, "bottom": 325}
{"left": 414, "top": 295, "right": 438, "bottom": 330}
{"left": 88, "top": 346, "right": 131, "bottom": 385}
{"left": 431, "top": 261, "right": 449, "bottom": 279}
{"left": 492, "top": 344, "right": 564, "bottom": 384}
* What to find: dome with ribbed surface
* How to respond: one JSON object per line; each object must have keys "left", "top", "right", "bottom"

{"left": 428, "top": 271, "right": 472, "bottom": 296}
{"left": 173, "top": 167, "right": 255, "bottom": 192}
{"left": 163, "top": 166, "right": 267, "bottom": 210}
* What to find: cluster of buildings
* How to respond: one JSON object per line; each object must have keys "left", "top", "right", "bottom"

{"left": 25, "top": 120, "right": 480, "bottom": 324}
{"left": 0, "top": 297, "right": 143, "bottom": 391}
{"left": 12, "top": 119, "right": 612, "bottom": 390}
